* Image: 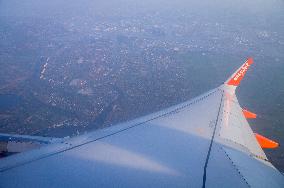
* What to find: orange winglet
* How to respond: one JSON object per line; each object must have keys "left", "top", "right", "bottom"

{"left": 255, "top": 133, "right": 279, "bottom": 149}
{"left": 227, "top": 58, "right": 254, "bottom": 86}
{"left": 242, "top": 109, "right": 257, "bottom": 119}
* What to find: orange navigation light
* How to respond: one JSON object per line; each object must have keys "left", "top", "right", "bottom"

{"left": 255, "top": 133, "right": 279, "bottom": 149}
{"left": 242, "top": 109, "right": 257, "bottom": 119}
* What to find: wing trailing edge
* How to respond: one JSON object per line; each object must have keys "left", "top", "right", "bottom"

{"left": 224, "top": 58, "right": 280, "bottom": 150}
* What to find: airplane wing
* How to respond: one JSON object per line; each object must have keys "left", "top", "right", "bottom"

{"left": 0, "top": 58, "right": 283, "bottom": 187}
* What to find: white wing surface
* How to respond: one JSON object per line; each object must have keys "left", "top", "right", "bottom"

{"left": 0, "top": 58, "right": 283, "bottom": 188}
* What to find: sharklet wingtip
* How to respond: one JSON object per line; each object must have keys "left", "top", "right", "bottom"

{"left": 226, "top": 58, "right": 254, "bottom": 87}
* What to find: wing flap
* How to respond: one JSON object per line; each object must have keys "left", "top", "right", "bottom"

{"left": 218, "top": 89, "right": 267, "bottom": 159}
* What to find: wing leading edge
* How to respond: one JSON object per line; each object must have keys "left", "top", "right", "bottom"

{"left": 0, "top": 58, "right": 283, "bottom": 188}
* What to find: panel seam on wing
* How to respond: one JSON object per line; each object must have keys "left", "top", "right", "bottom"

{"left": 220, "top": 137, "right": 268, "bottom": 162}
{"left": 221, "top": 147, "right": 251, "bottom": 188}
{"left": 202, "top": 90, "right": 224, "bottom": 188}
